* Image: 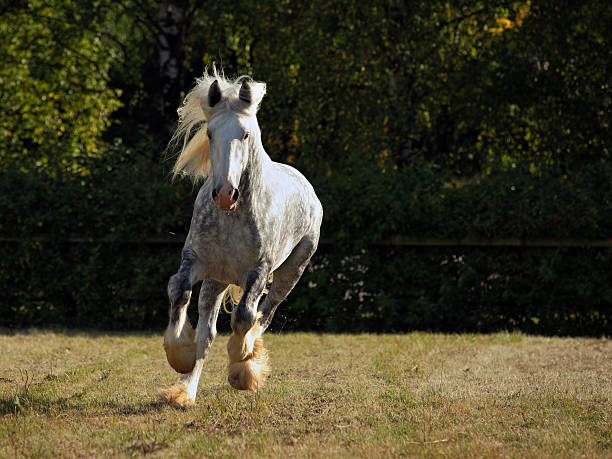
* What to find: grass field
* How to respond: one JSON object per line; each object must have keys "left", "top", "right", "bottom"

{"left": 0, "top": 329, "right": 610, "bottom": 457}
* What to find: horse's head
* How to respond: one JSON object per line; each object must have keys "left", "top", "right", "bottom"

{"left": 169, "top": 70, "right": 266, "bottom": 209}
{"left": 205, "top": 79, "right": 265, "bottom": 211}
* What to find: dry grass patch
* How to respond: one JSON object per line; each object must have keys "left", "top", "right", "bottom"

{"left": 0, "top": 329, "right": 610, "bottom": 457}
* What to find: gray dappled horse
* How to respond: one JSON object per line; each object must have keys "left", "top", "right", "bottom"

{"left": 160, "top": 71, "right": 322, "bottom": 406}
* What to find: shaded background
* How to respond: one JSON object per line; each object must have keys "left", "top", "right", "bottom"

{"left": 1, "top": 0, "right": 610, "bottom": 335}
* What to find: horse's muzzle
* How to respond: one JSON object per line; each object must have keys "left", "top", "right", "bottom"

{"left": 213, "top": 184, "right": 239, "bottom": 211}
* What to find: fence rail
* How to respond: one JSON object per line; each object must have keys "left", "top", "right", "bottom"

{"left": 2, "top": 236, "right": 612, "bottom": 247}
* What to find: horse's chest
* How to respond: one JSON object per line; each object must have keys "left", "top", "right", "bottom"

{"left": 194, "top": 217, "right": 263, "bottom": 284}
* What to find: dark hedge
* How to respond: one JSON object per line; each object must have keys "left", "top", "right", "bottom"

{"left": 1, "top": 157, "right": 610, "bottom": 335}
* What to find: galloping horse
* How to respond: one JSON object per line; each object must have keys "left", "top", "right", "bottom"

{"left": 160, "top": 70, "right": 322, "bottom": 406}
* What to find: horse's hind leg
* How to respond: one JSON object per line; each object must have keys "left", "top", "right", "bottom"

{"left": 160, "top": 280, "right": 227, "bottom": 406}
{"left": 163, "top": 250, "right": 202, "bottom": 375}
{"left": 258, "top": 234, "right": 319, "bottom": 332}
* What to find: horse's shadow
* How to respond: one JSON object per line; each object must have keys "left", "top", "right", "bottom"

{"left": 0, "top": 392, "right": 169, "bottom": 416}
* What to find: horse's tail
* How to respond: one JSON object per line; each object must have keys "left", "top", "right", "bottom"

{"left": 222, "top": 284, "right": 244, "bottom": 313}
{"left": 222, "top": 274, "right": 273, "bottom": 314}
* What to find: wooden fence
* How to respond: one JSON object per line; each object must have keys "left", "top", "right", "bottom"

{"left": 2, "top": 236, "right": 612, "bottom": 247}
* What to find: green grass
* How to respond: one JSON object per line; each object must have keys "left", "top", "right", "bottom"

{"left": 0, "top": 329, "right": 610, "bottom": 457}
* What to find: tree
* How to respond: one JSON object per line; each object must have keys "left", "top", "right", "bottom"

{"left": 0, "top": 1, "right": 122, "bottom": 170}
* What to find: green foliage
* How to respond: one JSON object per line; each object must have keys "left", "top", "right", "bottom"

{"left": 0, "top": 2, "right": 125, "bottom": 169}
{"left": 171, "top": 0, "right": 612, "bottom": 192}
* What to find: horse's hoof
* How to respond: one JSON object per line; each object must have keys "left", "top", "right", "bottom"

{"left": 158, "top": 382, "right": 195, "bottom": 407}
{"left": 163, "top": 340, "right": 196, "bottom": 374}
{"left": 228, "top": 361, "right": 256, "bottom": 391}
{"left": 228, "top": 354, "right": 270, "bottom": 392}
{"left": 228, "top": 369, "right": 246, "bottom": 390}
{"left": 163, "top": 321, "right": 196, "bottom": 374}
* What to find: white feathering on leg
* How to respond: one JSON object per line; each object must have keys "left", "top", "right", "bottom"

{"left": 227, "top": 312, "right": 270, "bottom": 391}
{"left": 163, "top": 308, "right": 196, "bottom": 374}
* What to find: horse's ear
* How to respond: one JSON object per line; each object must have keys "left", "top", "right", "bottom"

{"left": 240, "top": 81, "right": 266, "bottom": 111}
{"left": 208, "top": 80, "right": 222, "bottom": 107}
{"left": 239, "top": 81, "right": 251, "bottom": 104}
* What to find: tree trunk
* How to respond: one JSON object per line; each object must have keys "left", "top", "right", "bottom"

{"left": 157, "top": 1, "right": 185, "bottom": 124}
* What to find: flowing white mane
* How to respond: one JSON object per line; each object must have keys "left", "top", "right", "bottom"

{"left": 169, "top": 67, "right": 266, "bottom": 181}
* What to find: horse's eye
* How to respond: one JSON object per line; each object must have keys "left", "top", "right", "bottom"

{"left": 243, "top": 132, "right": 249, "bottom": 140}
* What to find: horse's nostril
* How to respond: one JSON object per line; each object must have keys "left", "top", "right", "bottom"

{"left": 212, "top": 188, "right": 218, "bottom": 200}
{"left": 231, "top": 188, "right": 239, "bottom": 202}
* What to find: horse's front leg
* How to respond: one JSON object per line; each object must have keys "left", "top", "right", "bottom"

{"left": 232, "top": 262, "right": 271, "bottom": 334}
{"left": 227, "top": 261, "right": 272, "bottom": 391}
{"left": 163, "top": 249, "right": 202, "bottom": 375}
{"left": 160, "top": 279, "right": 227, "bottom": 406}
